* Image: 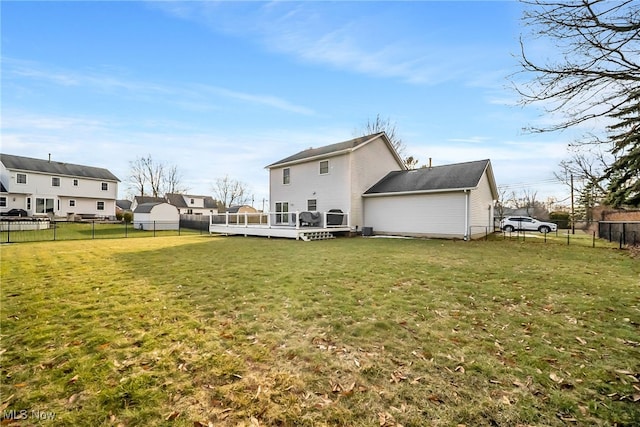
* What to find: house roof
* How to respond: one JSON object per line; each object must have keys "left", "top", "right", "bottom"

{"left": 364, "top": 159, "right": 494, "bottom": 196}
{"left": 134, "top": 196, "right": 165, "bottom": 204}
{"left": 0, "top": 153, "right": 120, "bottom": 181}
{"left": 133, "top": 202, "right": 164, "bottom": 213}
{"left": 116, "top": 200, "right": 132, "bottom": 210}
{"left": 266, "top": 132, "right": 403, "bottom": 168}
{"left": 165, "top": 193, "right": 218, "bottom": 209}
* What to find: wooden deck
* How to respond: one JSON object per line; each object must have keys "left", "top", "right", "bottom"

{"left": 209, "top": 211, "right": 351, "bottom": 241}
{"left": 209, "top": 224, "right": 351, "bottom": 240}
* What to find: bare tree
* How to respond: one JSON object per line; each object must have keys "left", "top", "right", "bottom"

{"left": 516, "top": 0, "right": 639, "bottom": 132}
{"left": 164, "top": 164, "right": 189, "bottom": 195}
{"left": 212, "top": 175, "right": 251, "bottom": 209}
{"left": 355, "top": 114, "right": 408, "bottom": 161}
{"left": 128, "top": 155, "right": 187, "bottom": 198}
{"left": 516, "top": 0, "right": 640, "bottom": 206}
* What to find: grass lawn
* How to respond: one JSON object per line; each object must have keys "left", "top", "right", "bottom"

{"left": 0, "top": 222, "right": 203, "bottom": 243}
{"left": 1, "top": 235, "right": 638, "bottom": 426}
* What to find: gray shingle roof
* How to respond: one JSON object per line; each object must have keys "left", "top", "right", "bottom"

{"left": 165, "top": 193, "right": 188, "bottom": 208}
{"left": 266, "top": 132, "right": 386, "bottom": 168}
{"left": 134, "top": 196, "right": 165, "bottom": 205}
{"left": 133, "top": 202, "right": 163, "bottom": 213}
{"left": 116, "top": 200, "right": 132, "bottom": 210}
{"left": 165, "top": 193, "right": 219, "bottom": 209}
{"left": 364, "top": 159, "right": 491, "bottom": 195}
{"left": 0, "top": 153, "right": 120, "bottom": 181}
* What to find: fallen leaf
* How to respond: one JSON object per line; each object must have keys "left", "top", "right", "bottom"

{"left": 578, "top": 405, "right": 588, "bottom": 416}
{"left": 68, "top": 393, "right": 78, "bottom": 404}
{"left": 68, "top": 375, "right": 79, "bottom": 384}
{"left": 501, "top": 395, "right": 511, "bottom": 405}
{"left": 549, "top": 372, "right": 563, "bottom": 383}
{"left": 575, "top": 337, "right": 587, "bottom": 345}
{"left": 455, "top": 365, "right": 465, "bottom": 374}
{"left": 165, "top": 411, "right": 180, "bottom": 421}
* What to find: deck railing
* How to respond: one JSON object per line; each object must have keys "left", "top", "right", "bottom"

{"left": 210, "top": 210, "right": 350, "bottom": 230}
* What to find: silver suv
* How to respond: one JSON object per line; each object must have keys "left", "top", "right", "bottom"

{"left": 500, "top": 216, "right": 557, "bottom": 233}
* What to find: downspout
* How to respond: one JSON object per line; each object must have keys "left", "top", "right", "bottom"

{"left": 464, "top": 189, "right": 470, "bottom": 241}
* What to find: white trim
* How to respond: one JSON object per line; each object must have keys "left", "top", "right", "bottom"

{"left": 362, "top": 187, "right": 477, "bottom": 198}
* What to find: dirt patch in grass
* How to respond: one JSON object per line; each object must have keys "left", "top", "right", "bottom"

{"left": 1, "top": 235, "right": 639, "bottom": 426}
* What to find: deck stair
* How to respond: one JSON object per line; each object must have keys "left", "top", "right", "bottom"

{"left": 300, "top": 230, "right": 335, "bottom": 241}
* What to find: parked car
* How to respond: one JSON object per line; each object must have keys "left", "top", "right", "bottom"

{"left": 500, "top": 216, "right": 557, "bottom": 233}
{"left": 1, "top": 209, "right": 28, "bottom": 217}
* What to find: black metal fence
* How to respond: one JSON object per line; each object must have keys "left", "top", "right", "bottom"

{"left": 0, "top": 219, "right": 203, "bottom": 244}
{"left": 598, "top": 221, "right": 640, "bottom": 247}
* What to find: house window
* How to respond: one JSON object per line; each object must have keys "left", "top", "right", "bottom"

{"left": 26, "top": 198, "right": 31, "bottom": 210}
{"left": 97, "top": 201, "right": 105, "bottom": 211}
{"left": 307, "top": 199, "right": 317, "bottom": 211}
{"left": 69, "top": 200, "right": 76, "bottom": 207}
{"left": 0, "top": 197, "right": 6, "bottom": 207}
{"left": 190, "top": 198, "right": 195, "bottom": 205}
{"left": 275, "top": 201, "right": 289, "bottom": 223}
{"left": 73, "top": 179, "right": 79, "bottom": 187}
{"left": 282, "top": 168, "right": 290, "bottom": 185}
{"left": 17, "top": 173, "right": 27, "bottom": 184}
{"left": 52, "top": 177, "right": 61, "bottom": 187}
{"left": 35, "top": 198, "right": 54, "bottom": 214}
{"left": 101, "top": 182, "right": 108, "bottom": 191}
{"left": 319, "top": 160, "right": 329, "bottom": 175}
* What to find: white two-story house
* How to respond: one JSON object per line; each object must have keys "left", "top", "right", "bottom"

{"left": 266, "top": 132, "right": 498, "bottom": 239}
{"left": 266, "top": 132, "right": 406, "bottom": 230}
{"left": 0, "top": 154, "right": 120, "bottom": 218}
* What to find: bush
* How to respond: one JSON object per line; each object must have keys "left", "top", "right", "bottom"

{"left": 550, "top": 211, "right": 570, "bottom": 229}
{"left": 123, "top": 212, "right": 133, "bottom": 223}
{"left": 116, "top": 211, "right": 123, "bottom": 221}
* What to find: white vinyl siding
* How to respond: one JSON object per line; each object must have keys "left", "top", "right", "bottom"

{"left": 364, "top": 192, "right": 467, "bottom": 238}
{"left": 469, "top": 172, "right": 495, "bottom": 236}
{"left": 350, "top": 136, "right": 404, "bottom": 228}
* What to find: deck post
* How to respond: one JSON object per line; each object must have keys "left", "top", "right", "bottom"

{"left": 244, "top": 212, "right": 248, "bottom": 227}
{"left": 295, "top": 211, "right": 300, "bottom": 229}
{"left": 225, "top": 212, "right": 229, "bottom": 226}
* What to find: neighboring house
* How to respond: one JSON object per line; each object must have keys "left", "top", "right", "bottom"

{"left": 132, "top": 202, "right": 179, "bottom": 230}
{"left": 116, "top": 199, "right": 132, "bottom": 215}
{"left": 363, "top": 159, "right": 498, "bottom": 239}
{"left": 0, "top": 153, "right": 119, "bottom": 218}
{"left": 130, "top": 196, "right": 165, "bottom": 213}
{"left": 266, "top": 132, "right": 405, "bottom": 229}
{"left": 266, "top": 133, "right": 498, "bottom": 239}
{"left": 165, "top": 193, "right": 219, "bottom": 215}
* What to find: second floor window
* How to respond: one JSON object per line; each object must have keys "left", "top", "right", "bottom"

{"left": 17, "top": 173, "right": 27, "bottom": 184}
{"left": 73, "top": 179, "right": 79, "bottom": 186}
{"left": 69, "top": 200, "right": 76, "bottom": 207}
{"left": 319, "top": 160, "right": 329, "bottom": 175}
{"left": 101, "top": 182, "right": 108, "bottom": 191}
{"left": 283, "top": 168, "right": 290, "bottom": 185}
{"left": 52, "top": 177, "right": 61, "bottom": 187}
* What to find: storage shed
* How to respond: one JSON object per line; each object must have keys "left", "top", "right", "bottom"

{"left": 133, "top": 202, "right": 179, "bottom": 231}
{"left": 362, "top": 159, "right": 498, "bottom": 239}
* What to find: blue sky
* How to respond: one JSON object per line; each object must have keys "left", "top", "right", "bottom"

{"left": 2, "top": 1, "right": 581, "bottom": 206}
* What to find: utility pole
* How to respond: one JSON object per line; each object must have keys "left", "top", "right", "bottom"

{"left": 570, "top": 174, "right": 575, "bottom": 234}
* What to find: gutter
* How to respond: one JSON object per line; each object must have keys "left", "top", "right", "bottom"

{"left": 362, "top": 187, "right": 477, "bottom": 198}
{"left": 464, "top": 189, "right": 470, "bottom": 241}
